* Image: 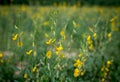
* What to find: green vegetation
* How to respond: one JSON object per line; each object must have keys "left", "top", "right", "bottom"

{"left": 0, "top": 5, "right": 120, "bottom": 82}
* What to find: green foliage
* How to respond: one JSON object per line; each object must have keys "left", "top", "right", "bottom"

{"left": 0, "top": 6, "right": 120, "bottom": 82}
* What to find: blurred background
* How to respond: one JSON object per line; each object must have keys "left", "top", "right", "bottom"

{"left": 0, "top": 0, "right": 120, "bottom": 6}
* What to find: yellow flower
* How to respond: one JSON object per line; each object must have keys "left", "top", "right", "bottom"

{"left": 106, "top": 60, "right": 112, "bottom": 67}
{"left": 105, "top": 67, "right": 109, "bottom": 72}
{"left": 87, "top": 35, "right": 91, "bottom": 41}
{"left": 32, "top": 66, "right": 37, "bottom": 73}
{"left": 12, "top": 34, "right": 18, "bottom": 41}
{"left": 56, "top": 51, "right": 59, "bottom": 55}
{"left": 107, "top": 60, "right": 111, "bottom": 65}
{"left": 46, "top": 39, "right": 52, "bottom": 45}
{"left": 78, "top": 53, "right": 83, "bottom": 57}
{"left": 0, "top": 59, "right": 4, "bottom": 63}
{"left": 74, "top": 59, "right": 83, "bottom": 67}
{"left": 89, "top": 44, "right": 93, "bottom": 50}
{"left": 60, "top": 30, "right": 66, "bottom": 40}
{"left": 43, "top": 21, "right": 49, "bottom": 26}
{"left": 110, "top": 21, "right": 119, "bottom": 31}
{"left": 93, "top": 33, "right": 97, "bottom": 39}
{"left": 46, "top": 50, "right": 52, "bottom": 59}
{"left": 60, "top": 30, "right": 65, "bottom": 36}
{"left": 107, "top": 33, "right": 112, "bottom": 38}
{"left": 0, "top": 53, "right": 3, "bottom": 58}
{"left": 107, "top": 33, "right": 112, "bottom": 41}
{"left": 56, "top": 45, "right": 63, "bottom": 52}
{"left": 101, "top": 67, "right": 104, "bottom": 71}
{"left": 103, "top": 72, "right": 107, "bottom": 77}
{"left": 88, "top": 40, "right": 92, "bottom": 44}
{"left": 74, "top": 68, "right": 80, "bottom": 77}
{"left": 45, "top": 33, "right": 49, "bottom": 38}
{"left": 101, "top": 78, "right": 105, "bottom": 82}
{"left": 21, "top": 5, "right": 26, "bottom": 12}
{"left": 87, "top": 35, "right": 92, "bottom": 44}
{"left": 23, "top": 73, "right": 28, "bottom": 78}
{"left": 110, "top": 16, "right": 117, "bottom": 22}
{"left": 80, "top": 71, "right": 85, "bottom": 76}
{"left": 61, "top": 54, "right": 65, "bottom": 58}
{"left": 110, "top": 18, "right": 115, "bottom": 22}
{"left": 26, "top": 50, "right": 33, "bottom": 56}
{"left": 17, "top": 41, "right": 23, "bottom": 47}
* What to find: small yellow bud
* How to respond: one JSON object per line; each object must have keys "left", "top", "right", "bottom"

{"left": 107, "top": 60, "right": 111, "bottom": 65}
{"left": 89, "top": 44, "right": 93, "bottom": 51}
{"left": 32, "top": 66, "right": 37, "bottom": 73}
{"left": 80, "top": 71, "right": 85, "bottom": 76}
{"left": 105, "top": 67, "right": 109, "bottom": 72}
{"left": 101, "top": 78, "right": 105, "bottom": 82}
{"left": 101, "top": 67, "right": 104, "bottom": 71}
{"left": 103, "top": 72, "right": 107, "bottom": 77}
{"left": 45, "top": 33, "right": 49, "bottom": 38}
{"left": 17, "top": 41, "right": 23, "bottom": 47}
{"left": 12, "top": 34, "right": 18, "bottom": 41}
{"left": 0, "top": 59, "right": 4, "bottom": 63}
{"left": 0, "top": 53, "right": 3, "bottom": 58}
{"left": 78, "top": 53, "right": 83, "bottom": 57}
{"left": 61, "top": 54, "right": 65, "bottom": 58}
{"left": 46, "top": 50, "right": 52, "bottom": 59}
{"left": 23, "top": 73, "right": 28, "bottom": 78}
{"left": 93, "top": 33, "right": 97, "bottom": 39}
{"left": 60, "top": 30, "right": 65, "bottom": 36}
{"left": 108, "top": 33, "right": 112, "bottom": 38}
{"left": 43, "top": 21, "right": 49, "bottom": 26}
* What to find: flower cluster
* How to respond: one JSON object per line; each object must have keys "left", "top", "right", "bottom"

{"left": 12, "top": 31, "right": 23, "bottom": 47}
{"left": 87, "top": 35, "right": 94, "bottom": 51}
{"left": 101, "top": 60, "right": 112, "bottom": 82}
{"left": 73, "top": 53, "right": 86, "bottom": 77}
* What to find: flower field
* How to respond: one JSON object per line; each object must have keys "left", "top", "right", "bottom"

{"left": 0, "top": 5, "right": 120, "bottom": 82}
